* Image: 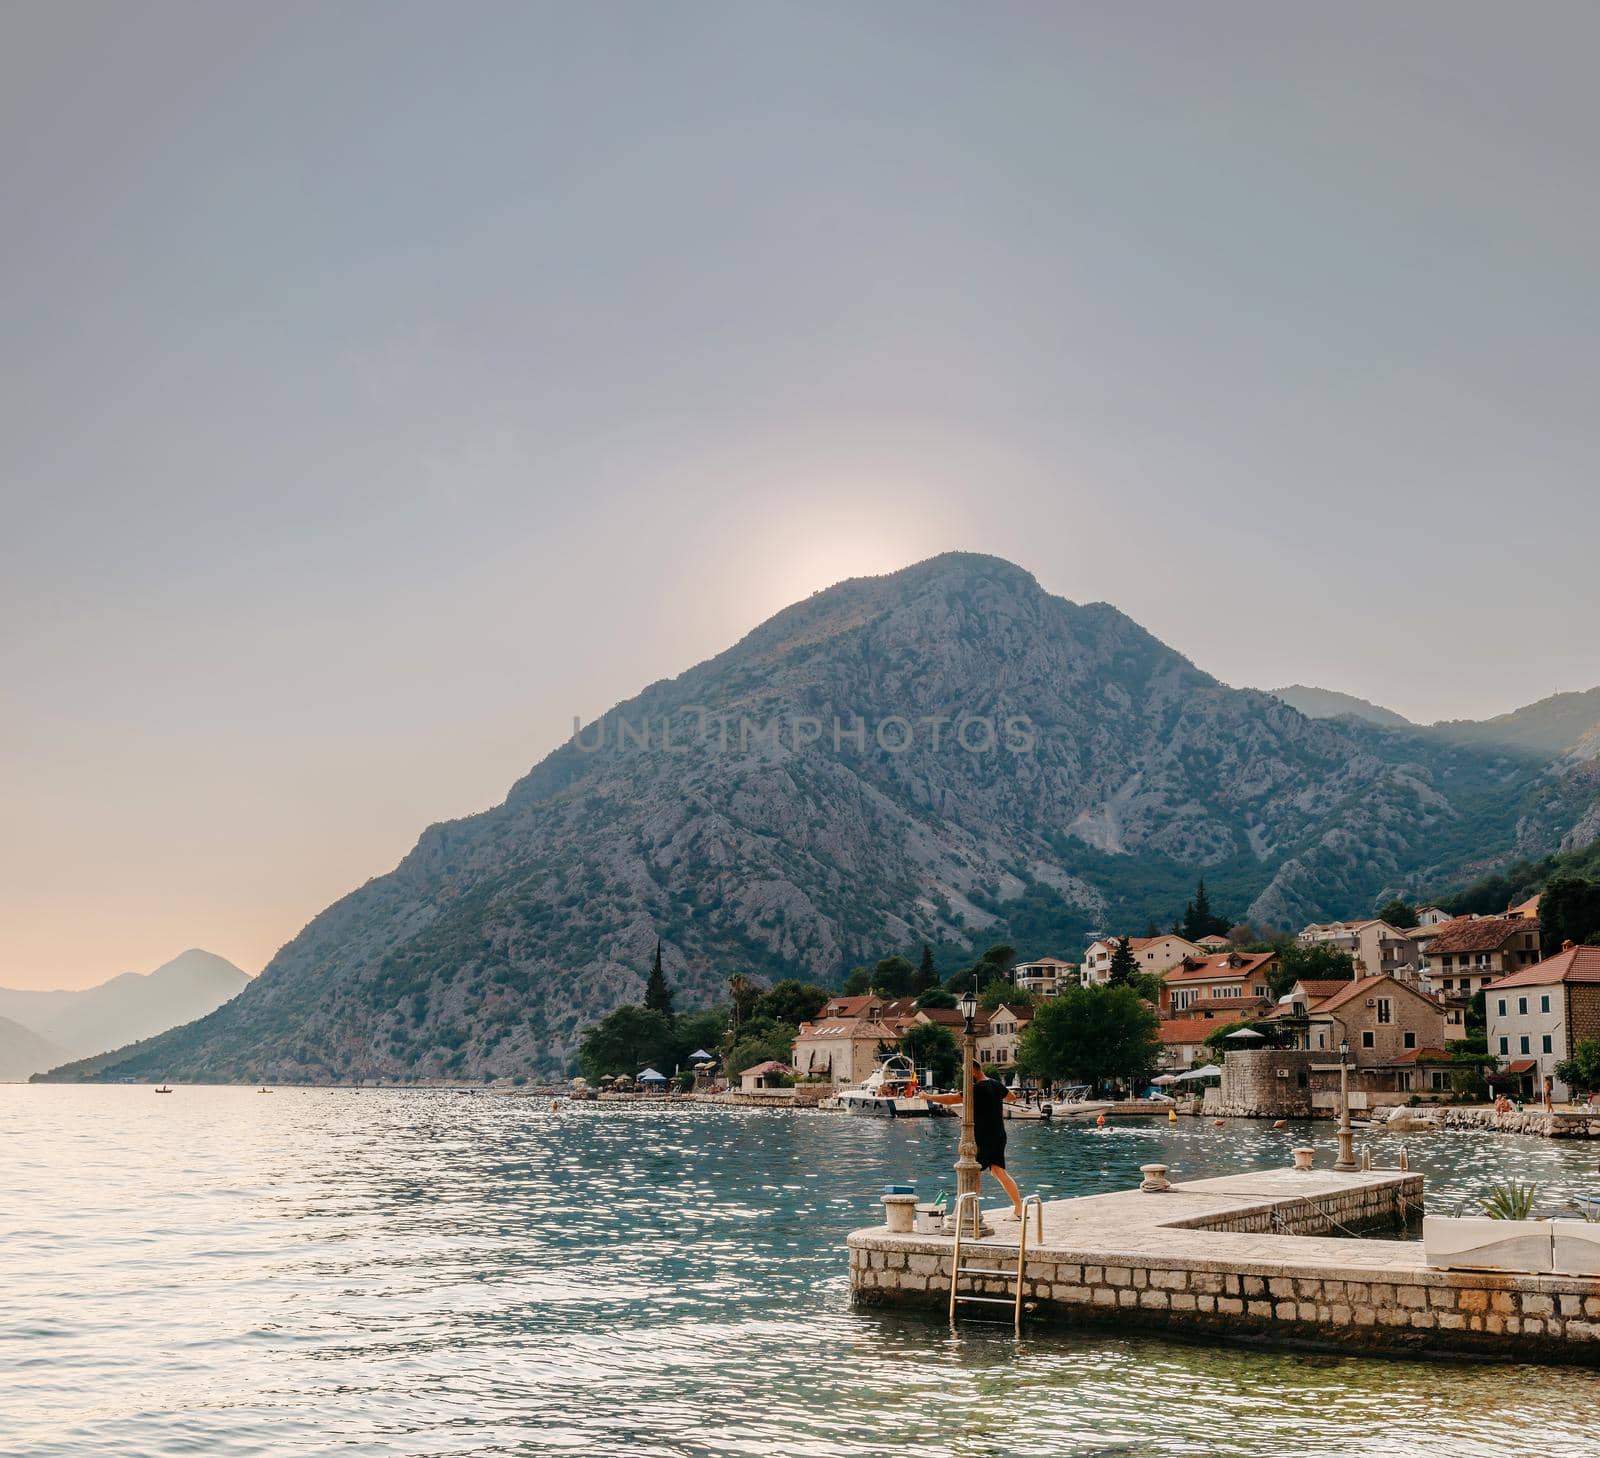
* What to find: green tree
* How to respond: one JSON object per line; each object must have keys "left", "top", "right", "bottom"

{"left": 727, "top": 974, "right": 758, "bottom": 1034}
{"left": 913, "top": 943, "right": 938, "bottom": 995}
{"left": 1017, "top": 985, "right": 1160, "bottom": 1089}
{"left": 840, "top": 965, "right": 873, "bottom": 996}
{"left": 978, "top": 977, "right": 1032, "bottom": 1010}
{"left": 1107, "top": 936, "right": 1139, "bottom": 987}
{"left": 1376, "top": 898, "right": 1419, "bottom": 928}
{"left": 1181, "top": 879, "right": 1230, "bottom": 940}
{"left": 725, "top": 1029, "right": 796, "bottom": 1077}
{"left": 870, "top": 956, "right": 918, "bottom": 996}
{"left": 578, "top": 1005, "right": 677, "bottom": 1082}
{"left": 943, "top": 942, "right": 1016, "bottom": 993}
{"left": 1270, "top": 940, "right": 1356, "bottom": 999}
{"left": 1540, "top": 876, "right": 1600, "bottom": 955}
{"left": 914, "top": 987, "right": 957, "bottom": 1010}
{"left": 1555, "top": 1038, "right": 1600, "bottom": 1097}
{"left": 671, "top": 1007, "right": 730, "bottom": 1068}
{"left": 900, "top": 1020, "right": 960, "bottom": 1088}
{"left": 753, "top": 979, "right": 831, "bottom": 1027}
{"left": 643, "top": 940, "right": 675, "bottom": 1017}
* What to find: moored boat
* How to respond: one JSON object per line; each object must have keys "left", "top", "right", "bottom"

{"left": 839, "top": 1055, "right": 937, "bottom": 1117}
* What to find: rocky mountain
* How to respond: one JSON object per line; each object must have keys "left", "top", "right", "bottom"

{"left": 0, "top": 1015, "right": 67, "bottom": 1082}
{"left": 1266, "top": 684, "right": 1413, "bottom": 729}
{"left": 2, "top": 949, "right": 249, "bottom": 1064}
{"left": 37, "top": 554, "right": 1600, "bottom": 1085}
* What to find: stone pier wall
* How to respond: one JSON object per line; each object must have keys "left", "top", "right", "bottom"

{"left": 847, "top": 1169, "right": 1600, "bottom": 1362}
{"left": 1214, "top": 1049, "right": 1315, "bottom": 1118}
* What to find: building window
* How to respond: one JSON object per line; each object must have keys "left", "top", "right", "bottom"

{"left": 1518, "top": 997, "right": 1527, "bottom": 1015}
{"left": 1499, "top": 1036, "right": 1509, "bottom": 1054}
{"left": 1362, "top": 1031, "right": 1375, "bottom": 1049}
{"left": 1398, "top": 1071, "right": 1412, "bottom": 1091}
{"left": 1543, "top": 1035, "right": 1553, "bottom": 1054}
{"left": 1540, "top": 994, "right": 1550, "bottom": 1014}
{"left": 1377, "top": 998, "right": 1392, "bottom": 1025}
{"left": 1404, "top": 1031, "right": 1417, "bottom": 1049}
{"left": 1520, "top": 1036, "right": 1530, "bottom": 1055}
{"left": 1497, "top": 999, "right": 1507, "bottom": 1016}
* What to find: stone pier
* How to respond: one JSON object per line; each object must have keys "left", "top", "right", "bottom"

{"left": 848, "top": 1167, "right": 1600, "bottom": 1362}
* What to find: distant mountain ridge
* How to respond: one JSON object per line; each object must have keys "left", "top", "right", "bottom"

{"left": 2, "top": 949, "right": 249, "bottom": 1077}
{"left": 1266, "top": 684, "right": 1413, "bottom": 729}
{"left": 0, "top": 1015, "right": 67, "bottom": 1083}
{"left": 36, "top": 553, "right": 1600, "bottom": 1085}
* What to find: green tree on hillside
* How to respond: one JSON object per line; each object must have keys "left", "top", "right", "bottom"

{"left": 978, "top": 978, "right": 1032, "bottom": 1010}
{"left": 1270, "top": 941, "right": 1356, "bottom": 999}
{"left": 944, "top": 943, "right": 1015, "bottom": 993}
{"left": 1181, "top": 879, "right": 1230, "bottom": 941}
{"left": 753, "top": 979, "right": 831, "bottom": 1027}
{"left": 914, "top": 943, "right": 938, "bottom": 994}
{"left": 915, "top": 987, "right": 957, "bottom": 1010}
{"left": 1107, "top": 936, "right": 1139, "bottom": 987}
{"left": 1017, "top": 985, "right": 1160, "bottom": 1090}
{"left": 1376, "top": 899, "right": 1419, "bottom": 928}
{"left": 900, "top": 1020, "right": 960, "bottom": 1089}
{"left": 1540, "top": 876, "right": 1600, "bottom": 955}
{"left": 643, "top": 940, "right": 675, "bottom": 1017}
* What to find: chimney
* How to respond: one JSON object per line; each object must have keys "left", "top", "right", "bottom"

{"left": 1563, "top": 940, "right": 1576, "bottom": 952}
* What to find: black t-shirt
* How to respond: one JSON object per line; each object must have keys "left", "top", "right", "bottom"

{"left": 973, "top": 1079, "right": 1007, "bottom": 1148}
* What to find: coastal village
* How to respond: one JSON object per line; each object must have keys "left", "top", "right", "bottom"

{"left": 679, "top": 893, "right": 1600, "bottom": 1126}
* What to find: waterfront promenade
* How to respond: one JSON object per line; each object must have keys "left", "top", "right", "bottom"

{"left": 850, "top": 1165, "right": 1600, "bottom": 1361}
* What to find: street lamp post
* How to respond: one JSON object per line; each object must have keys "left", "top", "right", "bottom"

{"left": 950, "top": 976, "right": 987, "bottom": 1236}
{"left": 1334, "top": 1037, "right": 1357, "bottom": 1172}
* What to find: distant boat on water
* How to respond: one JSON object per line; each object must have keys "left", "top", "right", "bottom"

{"left": 154, "top": 1085, "right": 172, "bottom": 1093}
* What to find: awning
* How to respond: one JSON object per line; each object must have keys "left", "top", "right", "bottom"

{"left": 1176, "top": 1064, "right": 1223, "bottom": 1081}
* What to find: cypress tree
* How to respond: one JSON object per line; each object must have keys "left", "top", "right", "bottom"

{"left": 1107, "top": 936, "right": 1139, "bottom": 986}
{"left": 644, "top": 940, "right": 675, "bottom": 1017}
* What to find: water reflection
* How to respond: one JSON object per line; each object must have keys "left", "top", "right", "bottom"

{"left": 2, "top": 1087, "right": 1597, "bottom": 1458}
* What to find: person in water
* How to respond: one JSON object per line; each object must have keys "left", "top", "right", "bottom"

{"left": 928, "top": 1062, "right": 1025, "bottom": 1219}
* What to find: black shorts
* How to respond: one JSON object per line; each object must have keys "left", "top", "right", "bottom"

{"left": 977, "top": 1146, "right": 1006, "bottom": 1171}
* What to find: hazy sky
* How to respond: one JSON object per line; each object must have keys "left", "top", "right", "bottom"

{"left": 4, "top": 3, "right": 1598, "bottom": 988}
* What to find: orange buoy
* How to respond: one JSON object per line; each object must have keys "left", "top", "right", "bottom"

{"left": 1213, "top": 1118, "right": 1225, "bottom": 1127}
{"left": 1168, "top": 1108, "right": 1178, "bottom": 1122}
{"left": 1096, "top": 1113, "right": 1106, "bottom": 1127}
{"left": 1272, "top": 1119, "right": 1287, "bottom": 1130}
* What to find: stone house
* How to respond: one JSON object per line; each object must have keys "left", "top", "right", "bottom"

{"left": 1485, "top": 943, "right": 1600, "bottom": 1101}
{"left": 1291, "top": 974, "right": 1449, "bottom": 1096}
{"left": 739, "top": 1060, "right": 795, "bottom": 1091}
{"left": 1418, "top": 916, "right": 1543, "bottom": 1004}
{"left": 790, "top": 1017, "right": 901, "bottom": 1087}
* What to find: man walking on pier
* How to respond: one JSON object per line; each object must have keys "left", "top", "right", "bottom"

{"left": 928, "top": 1063, "right": 1024, "bottom": 1220}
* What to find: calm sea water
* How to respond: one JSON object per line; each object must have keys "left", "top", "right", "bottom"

{"left": 5, "top": 1087, "right": 1600, "bottom": 1458}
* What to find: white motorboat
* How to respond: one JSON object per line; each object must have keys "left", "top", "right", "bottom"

{"left": 839, "top": 1056, "right": 937, "bottom": 1118}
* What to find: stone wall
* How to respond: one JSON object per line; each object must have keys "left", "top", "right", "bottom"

{"left": 1436, "top": 1106, "right": 1600, "bottom": 1138}
{"left": 848, "top": 1237, "right": 1600, "bottom": 1362}
{"left": 1215, "top": 1049, "right": 1315, "bottom": 1117}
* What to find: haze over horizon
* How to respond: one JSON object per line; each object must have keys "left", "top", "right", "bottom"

{"left": 5, "top": 3, "right": 1599, "bottom": 986}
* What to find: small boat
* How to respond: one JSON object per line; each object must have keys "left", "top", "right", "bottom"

{"left": 839, "top": 1055, "right": 937, "bottom": 1118}
{"left": 1004, "top": 1099, "right": 1052, "bottom": 1121}
{"left": 154, "top": 1086, "right": 172, "bottom": 1094}
{"left": 258, "top": 1088, "right": 272, "bottom": 1094}
{"left": 1572, "top": 1193, "right": 1600, "bottom": 1218}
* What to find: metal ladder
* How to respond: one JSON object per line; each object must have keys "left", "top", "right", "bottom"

{"left": 947, "top": 1192, "right": 1043, "bottom": 1334}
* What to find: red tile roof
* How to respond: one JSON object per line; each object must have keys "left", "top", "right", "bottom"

{"left": 1292, "top": 980, "right": 1353, "bottom": 1002}
{"left": 1158, "top": 1018, "right": 1221, "bottom": 1044}
{"left": 1502, "top": 1059, "right": 1538, "bottom": 1075}
{"left": 1307, "top": 974, "right": 1444, "bottom": 1014}
{"left": 1425, "top": 916, "right": 1535, "bottom": 955}
{"left": 1485, "top": 944, "right": 1600, "bottom": 990}
{"left": 1393, "top": 1046, "right": 1451, "bottom": 1065}
{"left": 1164, "top": 951, "right": 1278, "bottom": 984}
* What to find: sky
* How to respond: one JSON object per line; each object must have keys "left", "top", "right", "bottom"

{"left": 3, "top": 2, "right": 1598, "bottom": 988}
